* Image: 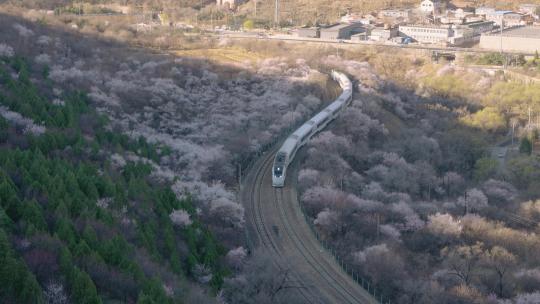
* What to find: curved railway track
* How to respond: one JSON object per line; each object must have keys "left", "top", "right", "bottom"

{"left": 242, "top": 146, "right": 377, "bottom": 304}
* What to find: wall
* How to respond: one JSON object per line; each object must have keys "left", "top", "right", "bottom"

{"left": 480, "top": 35, "right": 540, "bottom": 53}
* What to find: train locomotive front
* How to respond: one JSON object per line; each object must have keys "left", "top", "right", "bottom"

{"left": 272, "top": 152, "right": 287, "bottom": 187}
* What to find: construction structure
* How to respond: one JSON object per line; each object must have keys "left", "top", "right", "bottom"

{"left": 480, "top": 26, "right": 540, "bottom": 53}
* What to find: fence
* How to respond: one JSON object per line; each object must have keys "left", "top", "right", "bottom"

{"left": 297, "top": 192, "right": 392, "bottom": 304}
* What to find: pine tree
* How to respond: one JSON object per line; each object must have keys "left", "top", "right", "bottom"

{"left": 0, "top": 116, "right": 8, "bottom": 143}
{"left": 137, "top": 278, "right": 169, "bottom": 304}
{"left": 71, "top": 268, "right": 101, "bottom": 304}
{"left": 520, "top": 137, "right": 532, "bottom": 155}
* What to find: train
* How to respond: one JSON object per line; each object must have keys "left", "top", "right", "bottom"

{"left": 272, "top": 71, "right": 353, "bottom": 187}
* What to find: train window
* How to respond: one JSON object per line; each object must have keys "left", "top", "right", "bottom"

{"left": 274, "top": 166, "right": 283, "bottom": 177}
{"left": 275, "top": 152, "right": 286, "bottom": 164}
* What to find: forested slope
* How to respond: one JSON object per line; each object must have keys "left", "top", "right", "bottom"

{"left": 0, "top": 54, "right": 226, "bottom": 303}
{"left": 0, "top": 12, "right": 335, "bottom": 303}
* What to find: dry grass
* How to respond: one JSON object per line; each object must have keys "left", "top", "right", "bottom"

{"left": 173, "top": 47, "right": 264, "bottom": 64}
{"left": 377, "top": 107, "right": 408, "bottom": 137}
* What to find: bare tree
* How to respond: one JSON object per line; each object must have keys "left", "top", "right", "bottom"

{"left": 482, "top": 246, "right": 517, "bottom": 298}
{"left": 441, "top": 242, "right": 485, "bottom": 286}
{"left": 221, "top": 249, "right": 306, "bottom": 304}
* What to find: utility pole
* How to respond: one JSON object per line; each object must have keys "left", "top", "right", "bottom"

{"left": 376, "top": 214, "right": 380, "bottom": 240}
{"left": 512, "top": 120, "right": 516, "bottom": 146}
{"left": 274, "top": 0, "right": 280, "bottom": 28}
{"left": 254, "top": 0, "right": 257, "bottom": 17}
{"left": 529, "top": 106, "right": 532, "bottom": 130}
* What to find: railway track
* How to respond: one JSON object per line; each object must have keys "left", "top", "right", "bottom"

{"left": 247, "top": 147, "right": 315, "bottom": 303}
{"left": 242, "top": 147, "right": 377, "bottom": 303}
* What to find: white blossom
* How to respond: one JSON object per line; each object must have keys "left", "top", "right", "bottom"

{"left": 13, "top": 23, "right": 34, "bottom": 37}
{"left": 0, "top": 43, "right": 14, "bottom": 57}
{"left": 169, "top": 209, "right": 192, "bottom": 227}
{"left": 226, "top": 246, "right": 247, "bottom": 269}
{"left": 35, "top": 54, "right": 51, "bottom": 65}
{"left": 0, "top": 106, "right": 46, "bottom": 135}
{"left": 314, "top": 208, "right": 338, "bottom": 227}
{"left": 427, "top": 213, "right": 462, "bottom": 237}
{"left": 354, "top": 243, "right": 390, "bottom": 263}
{"left": 43, "top": 281, "right": 68, "bottom": 304}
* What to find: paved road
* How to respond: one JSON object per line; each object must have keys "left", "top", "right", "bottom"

{"left": 241, "top": 147, "right": 378, "bottom": 304}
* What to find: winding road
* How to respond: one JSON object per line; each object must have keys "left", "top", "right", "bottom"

{"left": 241, "top": 144, "right": 378, "bottom": 304}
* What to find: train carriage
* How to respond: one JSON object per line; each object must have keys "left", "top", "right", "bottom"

{"left": 272, "top": 71, "right": 352, "bottom": 187}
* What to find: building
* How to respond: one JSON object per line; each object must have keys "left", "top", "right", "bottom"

{"left": 216, "top": 0, "right": 243, "bottom": 9}
{"left": 450, "top": 20, "right": 495, "bottom": 45}
{"left": 319, "top": 23, "right": 365, "bottom": 40}
{"left": 454, "top": 8, "right": 475, "bottom": 18}
{"left": 480, "top": 26, "right": 540, "bottom": 53}
{"left": 465, "top": 15, "right": 485, "bottom": 23}
{"left": 369, "top": 27, "right": 399, "bottom": 41}
{"left": 475, "top": 7, "right": 495, "bottom": 16}
{"left": 463, "top": 20, "right": 495, "bottom": 35}
{"left": 378, "top": 9, "right": 412, "bottom": 21}
{"left": 399, "top": 24, "right": 452, "bottom": 44}
{"left": 519, "top": 4, "right": 538, "bottom": 15}
{"left": 296, "top": 27, "right": 320, "bottom": 38}
{"left": 420, "top": 0, "right": 444, "bottom": 15}
{"left": 341, "top": 13, "right": 376, "bottom": 25}
{"left": 486, "top": 11, "right": 524, "bottom": 27}
{"left": 439, "top": 15, "right": 465, "bottom": 24}
{"left": 351, "top": 32, "right": 369, "bottom": 41}
{"left": 450, "top": 0, "right": 476, "bottom": 9}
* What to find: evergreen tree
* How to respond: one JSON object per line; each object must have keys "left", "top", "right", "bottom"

{"left": 137, "top": 278, "right": 170, "bottom": 304}
{"left": 520, "top": 137, "right": 532, "bottom": 155}
{"left": 0, "top": 116, "right": 8, "bottom": 143}
{"left": 71, "top": 268, "right": 101, "bottom": 304}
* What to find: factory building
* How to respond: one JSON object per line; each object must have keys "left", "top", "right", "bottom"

{"left": 485, "top": 11, "right": 524, "bottom": 27}
{"left": 399, "top": 24, "right": 453, "bottom": 44}
{"left": 378, "top": 9, "right": 412, "bottom": 22}
{"left": 480, "top": 26, "right": 540, "bottom": 53}
{"left": 319, "top": 23, "right": 365, "bottom": 40}
{"left": 450, "top": 21, "right": 495, "bottom": 45}
{"left": 519, "top": 4, "right": 538, "bottom": 15}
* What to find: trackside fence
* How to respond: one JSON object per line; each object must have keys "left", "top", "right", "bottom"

{"left": 297, "top": 194, "right": 391, "bottom": 304}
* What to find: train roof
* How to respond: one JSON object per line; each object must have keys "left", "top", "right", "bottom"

{"left": 278, "top": 137, "right": 298, "bottom": 155}
{"left": 274, "top": 151, "right": 287, "bottom": 165}
{"left": 310, "top": 111, "right": 330, "bottom": 124}
{"left": 293, "top": 123, "right": 313, "bottom": 139}
{"left": 326, "top": 101, "right": 342, "bottom": 112}
{"left": 276, "top": 71, "right": 351, "bottom": 160}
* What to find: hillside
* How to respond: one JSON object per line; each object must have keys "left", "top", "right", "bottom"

{"left": 0, "top": 11, "right": 336, "bottom": 303}
{"left": 8, "top": 0, "right": 540, "bottom": 26}
{"left": 237, "top": 0, "right": 540, "bottom": 25}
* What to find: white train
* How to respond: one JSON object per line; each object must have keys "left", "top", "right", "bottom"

{"left": 272, "top": 71, "right": 353, "bottom": 187}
